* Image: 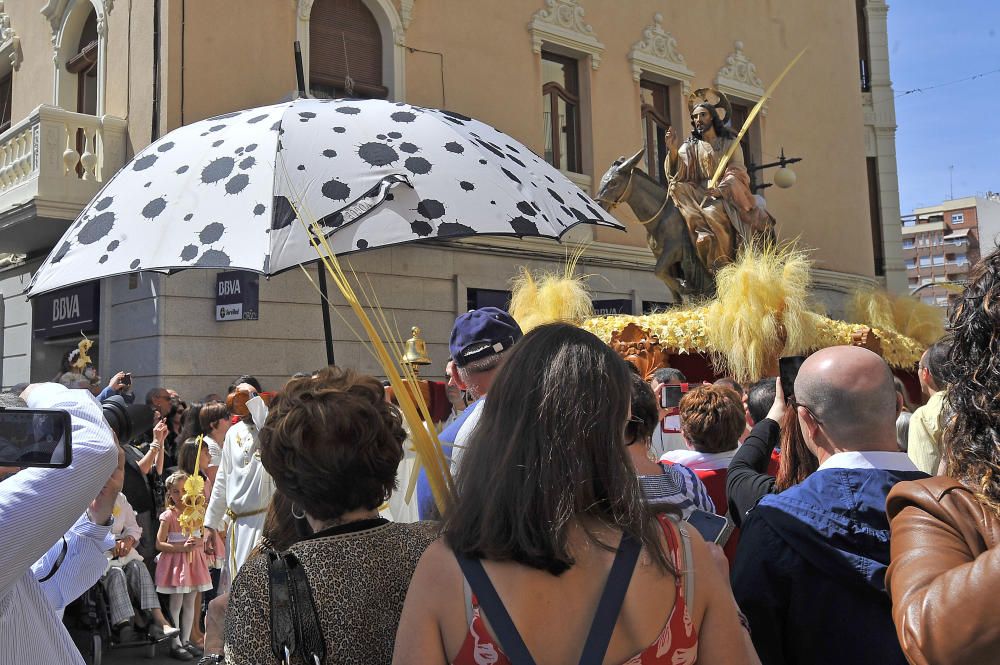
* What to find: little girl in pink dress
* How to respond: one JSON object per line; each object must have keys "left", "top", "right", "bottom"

{"left": 156, "top": 471, "right": 213, "bottom": 660}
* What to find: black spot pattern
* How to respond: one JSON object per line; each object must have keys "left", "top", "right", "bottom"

{"left": 253, "top": 204, "right": 266, "bottom": 215}
{"left": 399, "top": 143, "right": 419, "bottom": 154}
{"left": 194, "top": 250, "right": 230, "bottom": 267}
{"left": 516, "top": 202, "right": 536, "bottom": 216}
{"left": 95, "top": 196, "right": 114, "bottom": 211}
{"left": 356, "top": 239, "right": 369, "bottom": 249}
{"left": 202, "top": 157, "right": 236, "bottom": 183}
{"left": 248, "top": 114, "right": 268, "bottom": 124}
{"left": 180, "top": 245, "right": 198, "bottom": 261}
{"left": 391, "top": 111, "right": 416, "bottom": 123}
{"left": 437, "top": 222, "right": 477, "bottom": 237}
{"left": 548, "top": 188, "right": 564, "bottom": 204}
{"left": 225, "top": 174, "right": 250, "bottom": 194}
{"left": 157, "top": 142, "right": 175, "bottom": 153}
{"left": 239, "top": 156, "right": 256, "bottom": 170}
{"left": 405, "top": 157, "right": 431, "bottom": 174}
{"left": 107, "top": 240, "right": 119, "bottom": 252}
{"left": 509, "top": 216, "right": 538, "bottom": 235}
{"left": 184, "top": 214, "right": 194, "bottom": 221}
{"left": 133, "top": 155, "right": 157, "bottom": 171}
{"left": 321, "top": 179, "right": 351, "bottom": 201}
{"left": 79, "top": 212, "right": 115, "bottom": 244}
{"left": 358, "top": 143, "right": 398, "bottom": 167}
{"left": 52, "top": 242, "right": 71, "bottom": 263}
{"left": 336, "top": 106, "right": 361, "bottom": 115}
{"left": 460, "top": 181, "right": 475, "bottom": 191}
{"left": 199, "top": 223, "right": 225, "bottom": 244}
{"left": 176, "top": 166, "right": 189, "bottom": 174}
{"left": 501, "top": 167, "right": 520, "bottom": 184}
{"left": 416, "top": 199, "right": 446, "bottom": 219}
{"left": 130, "top": 259, "right": 141, "bottom": 269}
{"left": 444, "top": 142, "right": 464, "bottom": 154}
{"left": 322, "top": 149, "right": 337, "bottom": 158}
{"left": 142, "top": 197, "right": 167, "bottom": 219}
{"left": 410, "top": 220, "right": 433, "bottom": 237}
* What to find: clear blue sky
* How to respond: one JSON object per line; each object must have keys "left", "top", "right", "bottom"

{"left": 888, "top": 2, "right": 1000, "bottom": 214}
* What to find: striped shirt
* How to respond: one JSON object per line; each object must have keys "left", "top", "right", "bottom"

{"left": 640, "top": 463, "right": 716, "bottom": 519}
{"left": 0, "top": 384, "right": 119, "bottom": 665}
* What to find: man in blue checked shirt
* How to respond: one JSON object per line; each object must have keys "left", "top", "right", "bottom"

{"left": 0, "top": 384, "right": 124, "bottom": 665}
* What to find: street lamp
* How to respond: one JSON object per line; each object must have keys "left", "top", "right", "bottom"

{"left": 748, "top": 147, "right": 803, "bottom": 193}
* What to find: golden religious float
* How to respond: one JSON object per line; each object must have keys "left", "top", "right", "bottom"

{"left": 509, "top": 245, "right": 943, "bottom": 402}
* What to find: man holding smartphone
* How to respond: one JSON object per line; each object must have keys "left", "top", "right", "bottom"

{"left": 731, "top": 346, "right": 927, "bottom": 665}
{"left": 0, "top": 384, "right": 122, "bottom": 664}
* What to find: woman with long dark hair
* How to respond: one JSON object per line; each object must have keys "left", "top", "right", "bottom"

{"left": 886, "top": 248, "right": 1000, "bottom": 665}
{"left": 394, "top": 323, "right": 756, "bottom": 665}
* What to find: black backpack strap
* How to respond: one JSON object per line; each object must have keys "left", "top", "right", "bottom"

{"left": 37, "top": 537, "right": 68, "bottom": 583}
{"left": 267, "top": 549, "right": 297, "bottom": 664}
{"left": 577, "top": 533, "right": 642, "bottom": 665}
{"left": 286, "top": 552, "right": 327, "bottom": 665}
{"left": 455, "top": 554, "right": 537, "bottom": 665}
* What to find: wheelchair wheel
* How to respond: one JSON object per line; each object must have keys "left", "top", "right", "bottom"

{"left": 91, "top": 635, "right": 102, "bottom": 665}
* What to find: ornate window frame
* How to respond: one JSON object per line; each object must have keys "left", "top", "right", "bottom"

{"left": 628, "top": 13, "right": 693, "bottom": 90}
{"left": 296, "top": 0, "right": 406, "bottom": 102}
{"left": 42, "top": 0, "right": 112, "bottom": 116}
{"left": 528, "top": 0, "right": 604, "bottom": 70}
{"left": 0, "top": 2, "right": 22, "bottom": 74}
{"left": 714, "top": 40, "right": 765, "bottom": 107}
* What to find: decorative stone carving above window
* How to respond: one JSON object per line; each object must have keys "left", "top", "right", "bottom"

{"left": 42, "top": 0, "right": 114, "bottom": 51}
{"left": 528, "top": 0, "right": 604, "bottom": 69}
{"left": 400, "top": 0, "right": 414, "bottom": 28}
{"left": 715, "top": 40, "right": 765, "bottom": 101}
{"left": 0, "top": 2, "right": 22, "bottom": 71}
{"left": 628, "top": 13, "right": 693, "bottom": 88}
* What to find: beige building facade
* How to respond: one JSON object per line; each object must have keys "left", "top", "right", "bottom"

{"left": 0, "top": 0, "right": 902, "bottom": 395}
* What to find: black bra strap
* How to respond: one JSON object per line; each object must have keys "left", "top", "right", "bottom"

{"left": 578, "top": 533, "right": 642, "bottom": 665}
{"left": 455, "top": 554, "right": 537, "bottom": 665}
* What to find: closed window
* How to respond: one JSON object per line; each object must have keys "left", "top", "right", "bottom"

{"left": 933, "top": 255, "right": 945, "bottom": 266}
{"left": 310, "top": 0, "right": 386, "bottom": 99}
{"left": 952, "top": 212, "right": 965, "bottom": 223}
{"left": 542, "top": 52, "right": 582, "bottom": 173}
{"left": 953, "top": 253, "right": 967, "bottom": 264}
{"left": 905, "top": 258, "right": 917, "bottom": 269}
{"left": 0, "top": 72, "right": 10, "bottom": 134}
{"left": 902, "top": 238, "right": 915, "bottom": 249}
{"left": 639, "top": 78, "right": 671, "bottom": 184}
{"left": 919, "top": 256, "right": 931, "bottom": 267}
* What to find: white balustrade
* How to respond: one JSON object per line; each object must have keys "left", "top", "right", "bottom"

{"left": 0, "top": 104, "right": 127, "bottom": 224}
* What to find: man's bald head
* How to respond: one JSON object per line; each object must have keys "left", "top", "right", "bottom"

{"left": 794, "top": 346, "right": 899, "bottom": 449}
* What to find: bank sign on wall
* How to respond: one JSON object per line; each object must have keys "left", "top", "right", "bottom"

{"left": 32, "top": 282, "right": 100, "bottom": 339}
{"left": 215, "top": 271, "right": 260, "bottom": 321}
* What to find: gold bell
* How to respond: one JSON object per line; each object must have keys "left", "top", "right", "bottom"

{"left": 401, "top": 326, "right": 432, "bottom": 370}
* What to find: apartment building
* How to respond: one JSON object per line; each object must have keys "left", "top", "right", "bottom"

{"left": 901, "top": 193, "right": 1000, "bottom": 307}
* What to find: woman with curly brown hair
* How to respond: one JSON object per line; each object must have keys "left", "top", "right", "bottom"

{"left": 886, "top": 247, "right": 1000, "bottom": 665}
{"left": 223, "top": 367, "right": 437, "bottom": 665}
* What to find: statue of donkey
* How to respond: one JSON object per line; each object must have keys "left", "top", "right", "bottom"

{"left": 595, "top": 148, "right": 714, "bottom": 303}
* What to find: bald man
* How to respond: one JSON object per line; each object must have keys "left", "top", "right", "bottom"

{"left": 730, "top": 346, "right": 927, "bottom": 665}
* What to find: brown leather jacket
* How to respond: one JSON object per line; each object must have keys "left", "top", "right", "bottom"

{"left": 886, "top": 476, "right": 1000, "bottom": 665}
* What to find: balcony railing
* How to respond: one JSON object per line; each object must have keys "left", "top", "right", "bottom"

{"left": 0, "top": 105, "right": 127, "bottom": 252}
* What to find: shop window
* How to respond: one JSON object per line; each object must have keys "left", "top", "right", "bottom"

{"left": 542, "top": 51, "right": 582, "bottom": 174}
{"left": 466, "top": 288, "right": 511, "bottom": 312}
{"left": 309, "top": 0, "right": 386, "bottom": 99}
{"left": 639, "top": 78, "right": 671, "bottom": 184}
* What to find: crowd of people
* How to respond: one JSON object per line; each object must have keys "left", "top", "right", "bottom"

{"left": 3, "top": 249, "right": 1000, "bottom": 665}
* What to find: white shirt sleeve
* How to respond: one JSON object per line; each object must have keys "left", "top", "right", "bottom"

{"left": 0, "top": 384, "right": 118, "bottom": 600}
{"left": 31, "top": 513, "right": 115, "bottom": 615}
{"left": 204, "top": 432, "right": 231, "bottom": 531}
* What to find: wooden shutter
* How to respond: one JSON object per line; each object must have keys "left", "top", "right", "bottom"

{"left": 310, "top": 0, "right": 385, "bottom": 98}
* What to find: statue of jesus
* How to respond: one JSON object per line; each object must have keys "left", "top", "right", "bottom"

{"left": 665, "top": 88, "right": 776, "bottom": 273}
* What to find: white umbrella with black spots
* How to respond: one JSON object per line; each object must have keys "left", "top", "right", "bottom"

{"left": 27, "top": 97, "right": 624, "bottom": 297}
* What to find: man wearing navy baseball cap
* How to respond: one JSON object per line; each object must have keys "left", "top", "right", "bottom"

{"left": 446, "top": 307, "right": 523, "bottom": 477}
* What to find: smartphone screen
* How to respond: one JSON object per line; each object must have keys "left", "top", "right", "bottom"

{"left": 779, "top": 356, "right": 806, "bottom": 397}
{"left": 0, "top": 409, "right": 73, "bottom": 468}
{"left": 659, "top": 383, "right": 689, "bottom": 409}
{"left": 685, "top": 508, "right": 733, "bottom": 545}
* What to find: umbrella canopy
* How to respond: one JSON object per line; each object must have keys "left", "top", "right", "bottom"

{"left": 28, "top": 98, "right": 624, "bottom": 296}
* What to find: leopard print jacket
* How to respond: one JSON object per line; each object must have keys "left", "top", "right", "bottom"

{"left": 224, "top": 520, "right": 438, "bottom": 665}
